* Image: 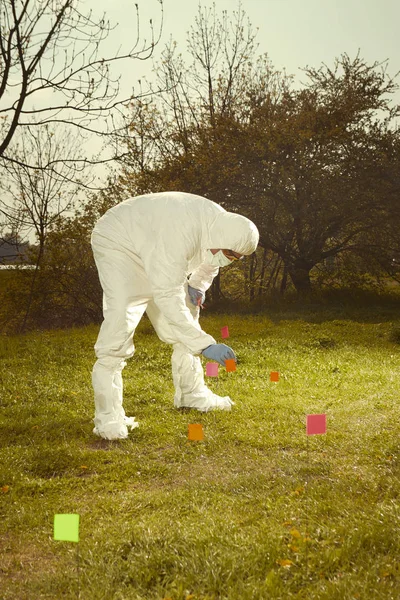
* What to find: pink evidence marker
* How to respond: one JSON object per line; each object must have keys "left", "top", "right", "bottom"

{"left": 206, "top": 362, "right": 219, "bottom": 377}
{"left": 270, "top": 371, "right": 280, "bottom": 382}
{"left": 306, "top": 414, "right": 327, "bottom": 435}
{"left": 221, "top": 326, "right": 230, "bottom": 339}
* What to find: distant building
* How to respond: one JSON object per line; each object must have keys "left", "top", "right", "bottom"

{"left": 0, "top": 236, "right": 31, "bottom": 266}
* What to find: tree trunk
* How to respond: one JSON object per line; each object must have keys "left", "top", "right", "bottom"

{"left": 280, "top": 264, "right": 288, "bottom": 295}
{"left": 258, "top": 247, "right": 268, "bottom": 296}
{"left": 20, "top": 235, "right": 45, "bottom": 333}
{"left": 210, "top": 271, "right": 222, "bottom": 303}
{"left": 288, "top": 265, "right": 312, "bottom": 295}
{"left": 249, "top": 253, "right": 256, "bottom": 301}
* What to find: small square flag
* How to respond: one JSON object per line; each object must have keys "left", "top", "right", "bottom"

{"left": 54, "top": 514, "right": 80, "bottom": 543}
{"left": 225, "top": 358, "right": 236, "bottom": 372}
{"left": 306, "top": 414, "right": 327, "bottom": 435}
{"left": 188, "top": 424, "right": 204, "bottom": 441}
{"left": 270, "top": 371, "right": 280, "bottom": 382}
{"left": 221, "top": 326, "right": 230, "bottom": 339}
{"left": 206, "top": 362, "right": 219, "bottom": 377}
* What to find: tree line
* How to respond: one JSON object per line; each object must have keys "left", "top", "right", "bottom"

{"left": 1, "top": 2, "right": 400, "bottom": 332}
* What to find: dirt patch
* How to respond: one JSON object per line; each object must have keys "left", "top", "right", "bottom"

{"left": 86, "top": 438, "right": 122, "bottom": 450}
{"left": 0, "top": 532, "right": 60, "bottom": 598}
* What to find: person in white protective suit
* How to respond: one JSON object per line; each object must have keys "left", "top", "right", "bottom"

{"left": 91, "top": 191, "right": 259, "bottom": 440}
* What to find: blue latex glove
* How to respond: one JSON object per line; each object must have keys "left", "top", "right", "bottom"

{"left": 188, "top": 285, "right": 206, "bottom": 307}
{"left": 202, "top": 343, "right": 237, "bottom": 366}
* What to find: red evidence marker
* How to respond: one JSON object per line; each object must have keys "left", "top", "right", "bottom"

{"left": 206, "top": 362, "right": 219, "bottom": 377}
{"left": 306, "top": 414, "right": 327, "bottom": 435}
{"left": 188, "top": 424, "right": 204, "bottom": 441}
{"left": 221, "top": 326, "right": 230, "bottom": 339}
{"left": 225, "top": 358, "right": 237, "bottom": 373}
{"left": 270, "top": 371, "right": 280, "bottom": 382}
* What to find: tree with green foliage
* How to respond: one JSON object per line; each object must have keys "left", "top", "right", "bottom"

{"left": 117, "top": 9, "right": 400, "bottom": 295}
{"left": 247, "top": 55, "right": 400, "bottom": 294}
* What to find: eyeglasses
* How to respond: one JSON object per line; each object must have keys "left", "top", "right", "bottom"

{"left": 222, "top": 249, "right": 244, "bottom": 261}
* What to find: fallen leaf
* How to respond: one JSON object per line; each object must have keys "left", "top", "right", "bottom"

{"left": 276, "top": 559, "right": 294, "bottom": 568}
{"left": 282, "top": 521, "right": 292, "bottom": 527}
{"left": 290, "top": 528, "right": 302, "bottom": 539}
{"left": 80, "top": 465, "right": 88, "bottom": 469}
{"left": 288, "top": 544, "right": 299, "bottom": 552}
{"left": 1, "top": 485, "right": 10, "bottom": 493}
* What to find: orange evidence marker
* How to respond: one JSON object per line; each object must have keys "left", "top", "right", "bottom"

{"left": 270, "top": 371, "right": 280, "bottom": 382}
{"left": 188, "top": 423, "right": 204, "bottom": 441}
{"left": 225, "top": 358, "right": 237, "bottom": 373}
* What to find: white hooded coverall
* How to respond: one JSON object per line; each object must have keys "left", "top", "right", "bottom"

{"left": 91, "top": 191, "right": 259, "bottom": 440}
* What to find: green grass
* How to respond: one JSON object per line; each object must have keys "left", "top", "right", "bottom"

{"left": 1, "top": 309, "right": 399, "bottom": 599}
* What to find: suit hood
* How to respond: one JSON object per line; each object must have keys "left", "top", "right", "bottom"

{"left": 204, "top": 209, "right": 259, "bottom": 255}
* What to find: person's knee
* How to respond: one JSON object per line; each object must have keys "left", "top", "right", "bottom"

{"left": 93, "top": 356, "right": 127, "bottom": 372}
{"left": 172, "top": 346, "right": 197, "bottom": 371}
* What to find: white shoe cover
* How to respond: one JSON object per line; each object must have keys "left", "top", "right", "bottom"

{"left": 93, "top": 416, "right": 139, "bottom": 440}
{"left": 176, "top": 391, "right": 234, "bottom": 412}
{"left": 123, "top": 416, "right": 139, "bottom": 430}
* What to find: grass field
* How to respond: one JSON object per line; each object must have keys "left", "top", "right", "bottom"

{"left": 0, "top": 307, "right": 399, "bottom": 599}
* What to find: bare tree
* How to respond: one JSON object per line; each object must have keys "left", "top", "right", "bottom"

{"left": 0, "top": 0, "right": 163, "bottom": 174}
{"left": 2, "top": 123, "right": 85, "bottom": 330}
{"left": 152, "top": 3, "right": 259, "bottom": 137}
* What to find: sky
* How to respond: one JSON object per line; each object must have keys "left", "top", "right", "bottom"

{"left": 92, "top": 0, "right": 400, "bottom": 101}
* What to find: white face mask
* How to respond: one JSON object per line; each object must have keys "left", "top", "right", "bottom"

{"left": 205, "top": 249, "right": 234, "bottom": 267}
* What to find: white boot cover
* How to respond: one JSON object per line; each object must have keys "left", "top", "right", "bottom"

{"left": 92, "top": 416, "right": 139, "bottom": 440}
{"left": 92, "top": 356, "right": 140, "bottom": 440}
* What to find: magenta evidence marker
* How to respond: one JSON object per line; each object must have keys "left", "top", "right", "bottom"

{"left": 306, "top": 414, "right": 327, "bottom": 435}
{"left": 221, "top": 326, "right": 229, "bottom": 339}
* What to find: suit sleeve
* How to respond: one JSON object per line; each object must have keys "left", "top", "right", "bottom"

{"left": 188, "top": 263, "right": 219, "bottom": 292}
